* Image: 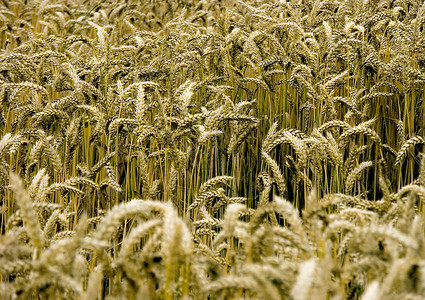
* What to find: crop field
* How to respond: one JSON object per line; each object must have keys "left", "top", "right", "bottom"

{"left": 1, "top": 0, "right": 425, "bottom": 299}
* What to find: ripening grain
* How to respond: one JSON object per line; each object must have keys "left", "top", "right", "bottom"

{"left": 1, "top": 0, "right": 425, "bottom": 299}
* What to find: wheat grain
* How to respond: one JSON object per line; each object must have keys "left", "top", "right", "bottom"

{"left": 2, "top": 0, "right": 425, "bottom": 298}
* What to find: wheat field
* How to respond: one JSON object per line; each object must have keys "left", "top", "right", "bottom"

{"left": 1, "top": 0, "right": 425, "bottom": 299}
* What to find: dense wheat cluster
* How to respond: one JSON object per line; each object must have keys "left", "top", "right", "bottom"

{"left": 1, "top": 0, "right": 425, "bottom": 299}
